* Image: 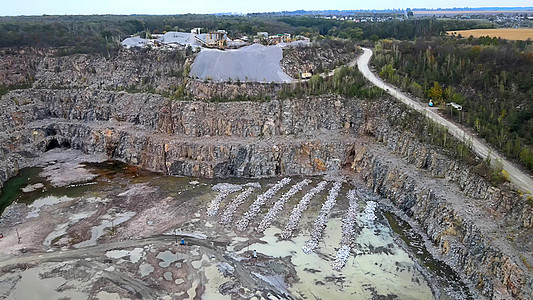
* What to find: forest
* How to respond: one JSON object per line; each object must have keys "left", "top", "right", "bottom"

{"left": 372, "top": 37, "right": 533, "bottom": 173}
{"left": 0, "top": 14, "right": 492, "bottom": 52}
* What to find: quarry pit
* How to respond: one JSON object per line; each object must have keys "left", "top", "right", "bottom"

{"left": 0, "top": 43, "right": 532, "bottom": 300}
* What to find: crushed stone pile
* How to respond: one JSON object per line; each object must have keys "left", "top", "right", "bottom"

{"left": 190, "top": 44, "right": 293, "bottom": 83}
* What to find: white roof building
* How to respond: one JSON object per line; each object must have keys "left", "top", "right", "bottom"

{"left": 121, "top": 37, "right": 149, "bottom": 48}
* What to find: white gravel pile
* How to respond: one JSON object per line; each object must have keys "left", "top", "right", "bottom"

{"left": 236, "top": 178, "right": 291, "bottom": 231}
{"left": 364, "top": 201, "right": 377, "bottom": 222}
{"left": 219, "top": 187, "right": 256, "bottom": 225}
{"left": 302, "top": 181, "right": 342, "bottom": 254}
{"left": 206, "top": 183, "right": 244, "bottom": 217}
{"left": 121, "top": 37, "right": 149, "bottom": 48}
{"left": 206, "top": 192, "right": 231, "bottom": 217}
{"left": 332, "top": 190, "right": 359, "bottom": 270}
{"left": 158, "top": 31, "right": 204, "bottom": 47}
{"left": 280, "top": 181, "right": 328, "bottom": 239}
{"left": 190, "top": 44, "right": 293, "bottom": 83}
{"left": 212, "top": 183, "right": 243, "bottom": 193}
{"left": 256, "top": 179, "right": 311, "bottom": 233}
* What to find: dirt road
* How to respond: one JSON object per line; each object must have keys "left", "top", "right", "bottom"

{"left": 356, "top": 47, "right": 533, "bottom": 193}
{"left": 0, "top": 234, "right": 288, "bottom": 299}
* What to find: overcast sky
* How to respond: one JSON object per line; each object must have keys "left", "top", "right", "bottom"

{"left": 1, "top": 0, "right": 531, "bottom": 16}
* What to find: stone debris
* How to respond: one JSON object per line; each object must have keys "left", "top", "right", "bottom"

{"left": 206, "top": 192, "right": 231, "bottom": 217}
{"left": 332, "top": 190, "right": 359, "bottom": 270}
{"left": 236, "top": 178, "right": 291, "bottom": 231}
{"left": 219, "top": 187, "right": 255, "bottom": 225}
{"left": 190, "top": 44, "right": 293, "bottom": 83}
{"left": 211, "top": 183, "right": 243, "bottom": 193}
{"left": 364, "top": 201, "right": 377, "bottom": 222}
{"left": 280, "top": 181, "right": 328, "bottom": 239}
{"left": 302, "top": 181, "right": 342, "bottom": 254}
{"left": 207, "top": 183, "right": 246, "bottom": 217}
{"left": 217, "top": 262, "right": 235, "bottom": 277}
{"left": 332, "top": 245, "right": 351, "bottom": 270}
{"left": 256, "top": 179, "right": 311, "bottom": 233}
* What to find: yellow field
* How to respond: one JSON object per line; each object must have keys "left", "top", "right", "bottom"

{"left": 446, "top": 28, "right": 533, "bottom": 41}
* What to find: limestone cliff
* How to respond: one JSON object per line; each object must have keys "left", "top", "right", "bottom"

{"left": 350, "top": 97, "right": 533, "bottom": 299}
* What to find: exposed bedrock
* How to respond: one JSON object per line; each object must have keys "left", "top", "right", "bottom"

{"left": 348, "top": 97, "right": 533, "bottom": 299}
{"left": 351, "top": 142, "right": 533, "bottom": 299}
{"left": 1, "top": 81, "right": 532, "bottom": 299}
{"left": 0, "top": 89, "right": 359, "bottom": 182}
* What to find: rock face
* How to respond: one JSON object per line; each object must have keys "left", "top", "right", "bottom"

{"left": 281, "top": 41, "right": 356, "bottom": 78}
{"left": 0, "top": 88, "right": 359, "bottom": 180}
{"left": 350, "top": 98, "right": 533, "bottom": 300}
{"left": 0, "top": 48, "right": 532, "bottom": 300}
{"left": 351, "top": 142, "right": 533, "bottom": 299}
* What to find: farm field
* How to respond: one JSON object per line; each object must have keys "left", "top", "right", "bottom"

{"left": 447, "top": 28, "right": 533, "bottom": 40}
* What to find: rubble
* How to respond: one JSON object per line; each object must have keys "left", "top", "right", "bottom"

{"left": 207, "top": 183, "right": 243, "bottom": 217}
{"left": 280, "top": 181, "right": 327, "bottom": 239}
{"left": 332, "top": 190, "right": 359, "bottom": 270}
{"left": 219, "top": 187, "right": 255, "bottom": 225}
{"left": 302, "top": 180, "right": 342, "bottom": 254}
{"left": 363, "top": 201, "right": 377, "bottom": 222}
{"left": 236, "top": 178, "right": 291, "bottom": 231}
{"left": 256, "top": 179, "right": 311, "bottom": 233}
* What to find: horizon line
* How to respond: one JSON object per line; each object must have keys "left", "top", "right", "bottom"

{"left": 1, "top": 6, "right": 533, "bottom": 18}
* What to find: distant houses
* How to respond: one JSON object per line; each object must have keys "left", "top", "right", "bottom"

{"left": 269, "top": 33, "right": 291, "bottom": 44}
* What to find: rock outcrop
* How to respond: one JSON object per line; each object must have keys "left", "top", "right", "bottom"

{"left": 349, "top": 97, "right": 533, "bottom": 300}
{"left": 0, "top": 87, "right": 359, "bottom": 181}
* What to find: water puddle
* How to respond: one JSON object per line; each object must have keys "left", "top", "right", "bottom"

{"left": 26, "top": 195, "right": 74, "bottom": 218}
{"left": 96, "top": 291, "right": 131, "bottom": 300}
{"left": 202, "top": 263, "right": 231, "bottom": 300}
{"left": 240, "top": 215, "right": 433, "bottom": 299}
{"left": 385, "top": 212, "right": 474, "bottom": 299}
{"left": 105, "top": 248, "right": 145, "bottom": 263}
{"left": 74, "top": 211, "right": 136, "bottom": 248}
{"left": 156, "top": 250, "right": 179, "bottom": 267}
{"left": 0, "top": 162, "right": 468, "bottom": 299}
{"left": 139, "top": 263, "right": 155, "bottom": 277}
{"left": 0, "top": 167, "right": 101, "bottom": 217}
{"left": 9, "top": 264, "right": 88, "bottom": 300}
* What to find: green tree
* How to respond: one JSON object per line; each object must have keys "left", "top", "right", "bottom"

{"left": 379, "top": 64, "right": 395, "bottom": 81}
{"left": 408, "top": 81, "right": 424, "bottom": 98}
{"left": 427, "top": 81, "right": 443, "bottom": 103}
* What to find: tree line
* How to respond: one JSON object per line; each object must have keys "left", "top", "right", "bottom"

{"left": 0, "top": 14, "right": 494, "bottom": 53}
{"left": 372, "top": 37, "right": 533, "bottom": 172}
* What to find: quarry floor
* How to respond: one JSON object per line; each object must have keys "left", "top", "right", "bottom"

{"left": 0, "top": 149, "right": 440, "bottom": 300}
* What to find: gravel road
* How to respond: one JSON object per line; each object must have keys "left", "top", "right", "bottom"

{"left": 356, "top": 47, "right": 533, "bottom": 193}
